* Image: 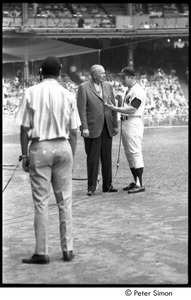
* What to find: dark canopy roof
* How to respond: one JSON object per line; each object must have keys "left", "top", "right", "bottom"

{"left": 3, "top": 52, "right": 25, "bottom": 63}
{"left": 3, "top": 38, "right": 97, "bottom": 63}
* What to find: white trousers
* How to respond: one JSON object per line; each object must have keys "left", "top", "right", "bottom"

{"left": 121, "top": 118, "right": 144, "bottom": 169}
{"left": 29, "top": 139, "right": 73, "bottom": 255}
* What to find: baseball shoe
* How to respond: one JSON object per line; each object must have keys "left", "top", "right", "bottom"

{"left": 103, "top": 186, "right": 118, "bottom": 192}
{"left": 63, "top": 251, "right": 75, "bottom": 262}
{"left": 123, "top": 182, "right": 136, "bottom": 191}
{"left": 87, "top": 190, "right": 95, "bottom": 196}
{"left": 128, "top": 185, "right": 145, "bottom": 194}
{"left": 22, "top": 254, "right": 50, "bottom": 264}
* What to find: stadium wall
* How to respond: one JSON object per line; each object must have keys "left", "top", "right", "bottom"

{"left": 143, "top": 114, "right": 188, "bottom": 127}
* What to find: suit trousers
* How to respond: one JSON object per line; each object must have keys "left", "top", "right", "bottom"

{"left": 84, "top": 118, "right": 112, "bottom": 192}
{"left": 29, "top": 138, "right": 73, "bottom": 255}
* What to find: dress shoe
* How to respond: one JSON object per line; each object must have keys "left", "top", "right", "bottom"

{"left": 123, "top": 182, "right": 136, "bottom": 191}
{"left": 87, "top": 190, "right": 95, "bottom": 196}
{"left": 63, "top": 251, "right": 75, "bottom": 262}
{"left": 128, "top": 185, "right": 145, "bottom": 194}
{"left": 103, "top": 187, "right": 118, "bottom": 193}
{"left": 22, "top": 254, "right": 50, "bottom": 264}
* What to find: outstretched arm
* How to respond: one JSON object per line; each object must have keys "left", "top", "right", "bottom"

{"left": 105, "top": 101, "right": 137, "bottom": 114}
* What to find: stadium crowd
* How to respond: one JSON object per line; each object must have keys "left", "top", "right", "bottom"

{"left": 3, "top": 3, "right": 189, "bottom": 19}
{"left": 3, "top": 65, "right": 188, "bottom": 126}
{"left": 3, "top": 3, "right": 189, "bottom": 29}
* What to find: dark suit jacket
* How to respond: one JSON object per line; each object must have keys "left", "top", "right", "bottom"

{"left": 77, "top": 80, "right": 118, "bottom": 138}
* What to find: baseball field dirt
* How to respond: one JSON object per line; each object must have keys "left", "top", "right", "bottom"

{"left": 2, "top": 114, "right": 188, "bottom": 287}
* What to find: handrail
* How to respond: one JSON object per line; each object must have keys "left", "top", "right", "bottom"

{"left": 3, "top": 25, "right": 189, "bottom": 32}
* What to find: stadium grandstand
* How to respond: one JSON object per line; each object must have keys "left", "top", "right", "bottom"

{"left": 3, "top": 3, "right": 189, "bottom": 126}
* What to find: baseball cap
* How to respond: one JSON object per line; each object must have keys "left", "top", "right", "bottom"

{"left": 41, "top": 56, "right": 62, "bottom": 76}
{"left": 118, "top": 67, "right": 136, "bottom": 77}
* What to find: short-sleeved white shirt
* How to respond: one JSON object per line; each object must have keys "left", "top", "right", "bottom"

{"left": 15, "top": 79, "right": 81, "bottom": 141}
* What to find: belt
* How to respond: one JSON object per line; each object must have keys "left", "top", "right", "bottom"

{"left": 120, "top": 115, "right": 141, "bottom": 121}
{"left": 31, "top": 137, "right": 66, "bottom": 142}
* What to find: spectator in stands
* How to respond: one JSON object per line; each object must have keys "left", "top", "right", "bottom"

{"left": 78, "top": 16, "right": 84, "bottom": 28}
{"left": 149, "top": 20, "right": 158, "bottom": 28}
{"left": 32, "top": 3, "right": 38, "bottom": 15}
{"left": 69, "top": 64, "right": 82, "bottom": 84}
{"left": 170, "top": 68, "right": 176, "bottom": 76}
{"left": 140, "top": 75, "right": 148, "bottom": 88}
{"left": 144, "top": 21, "right": 150, "bottom": 29}
{"left": 13, "top": 76, "right": 20, "bottom": 88}
{"left": 17, "top": 69, "right": 23, "bottom": 85}
{"left": 69, "top": 64, "right": 77, "bottom": 73}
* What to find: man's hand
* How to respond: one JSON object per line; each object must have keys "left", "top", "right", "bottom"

{"left": 105, "top": 101, "right": 115, "bottom": 110}
{"left": 22, "top": 157, "right": 29, "bottom": 172}
{"left": 82, "top": 129, "right": 89, "bottom": 138}
{"left": 113, "top": 128, "right": 119, "bottom": 136}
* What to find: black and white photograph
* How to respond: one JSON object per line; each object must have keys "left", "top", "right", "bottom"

{"left": 2, "top": 2, "right": 190, "bottom": 298}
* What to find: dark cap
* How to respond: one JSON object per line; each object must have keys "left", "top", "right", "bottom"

{"left": 118, "top": 67, "right": 135, "bottom": 77}
{"left": 41, "top": 56, "right": 62, "bottom": 76}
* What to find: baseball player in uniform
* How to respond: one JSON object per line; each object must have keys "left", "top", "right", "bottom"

{"left": 105, "top": 66, "right": 146, "bottom": 193}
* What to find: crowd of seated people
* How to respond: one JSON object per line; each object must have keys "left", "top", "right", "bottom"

{"left": 3, "top": 3, "right": 115, "bottom": 28}
{"left": 135, "top": 67, "right": 188, "bottom": 125}
{"left": 3, "top": 3, "right": 189, "bottom": 29}
{"left": 139, "top": 21, "right": 160, "bottom": 29}
{"left": 148, "top": 3, "right": 188, "bottom": 18}
{"left": 3, "top": 6, "right": 22, "bottom": 18}
{"left": 3, "top": 3, "right": 189, "bottom": 18}
{"left": 3, "top": 65, "right": 188, "bottom": 128}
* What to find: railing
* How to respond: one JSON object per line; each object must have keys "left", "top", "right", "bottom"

{"left": 3, "top": 15, "right": 189, "bottom": 29}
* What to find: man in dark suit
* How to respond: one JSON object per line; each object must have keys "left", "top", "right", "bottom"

{"left": 77, "top": 64, "right": 118, "bottom": 196}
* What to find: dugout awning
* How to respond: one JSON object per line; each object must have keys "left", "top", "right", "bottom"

{"left": 2, "top": 52, "right": 25, "bottom": 63}
{"left": 2, "top": 38, "right": 97, "bottom": 63}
